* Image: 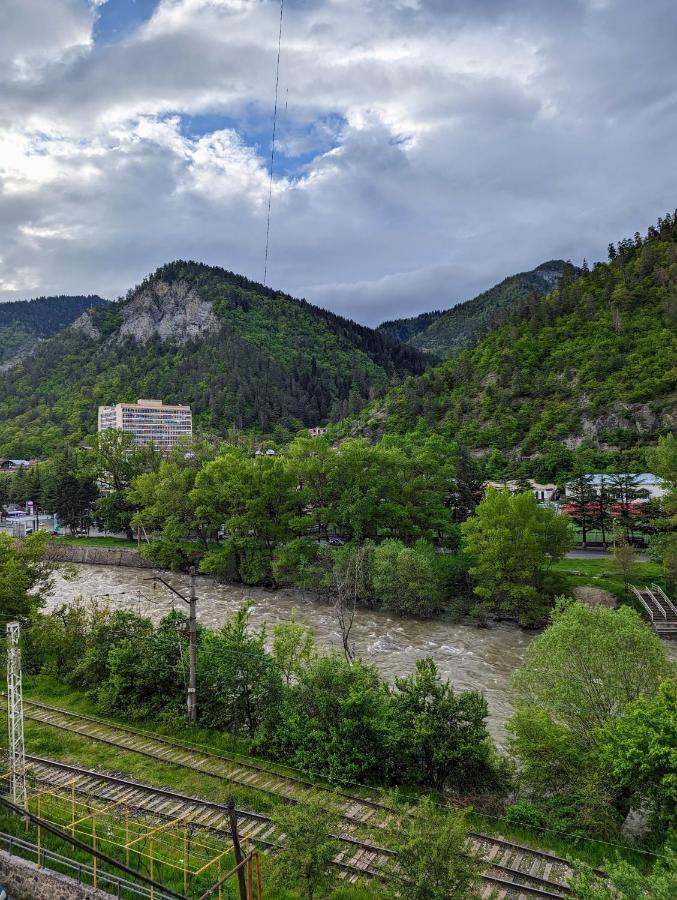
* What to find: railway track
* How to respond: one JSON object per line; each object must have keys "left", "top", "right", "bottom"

{"left": 13, "top": 700, "right": 576, "bottom": 897}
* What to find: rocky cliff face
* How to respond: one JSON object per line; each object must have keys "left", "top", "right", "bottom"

{"left": 70, "top": 310, "right": 101, "bottom": 340}
{"left": 118, "top": 280, "right": 221, "bottom": 345}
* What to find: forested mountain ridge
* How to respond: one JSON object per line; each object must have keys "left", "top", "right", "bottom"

{"left": 344, "top": 216, "right": 677, "bottom": 479}
{"left": 0, "top": 294, "right": 108, "bottom": 366}
{"left": 0, "top": 261, "right": 427, "bottom": 458}
{"left": 379, "top": 260, "right": 573, "bottom": 356}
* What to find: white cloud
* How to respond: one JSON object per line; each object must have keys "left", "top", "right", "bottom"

{"left": 0, "top": 0, "right": 675, "bottom": 323}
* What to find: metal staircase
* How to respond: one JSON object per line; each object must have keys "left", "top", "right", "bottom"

{"left": 632, "top": 584, "right": 677, "bottom": 638}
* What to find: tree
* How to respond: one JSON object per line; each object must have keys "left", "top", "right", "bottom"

{"left": 372, "top": 540, "right": 443, "bottom": 617}
{"left": 512, "top": 602, "right": 672, "bottom": 744}
{"left": 265, "top": 655, "right": 390, "bottom": 783}
{"left": 597, "top": 680, "right": 677, "bottom": 836}
{"left": 569, "top": 851, "right": 677, "bottom": 900}
{"left": 91, "top": 430, "right": 157, "bottom": 539}
{"left": 330, "top": 542, "right": 374, "bottom": 662}
{"left": 608, "top": 473, "right": 649, "bottom": 540}
{"left": 648, "top": 434, "right": 677, "bottom": 593}
{"left": 198, "top": 604, "right": 282, "bottom": 736}
{"left": 608, "top": 529, "right": 638, "bottom": 598}
{"left": 272, "top": 614, "right": 317, "bottom": 686}
{"left": 390, "top": 657, "right": 500, "bottom": 792}
{"left": 388, "top": 798, "right": 482, "bottom": 900}
{"left": 595, "top": 476, "right": 613, "bottom": 548}
{"left": 508, "top": 602, "right": 673, "bottom": 834}
{"left": 269, "top": 799, "right": 340, "bottom": 900}
{"left": 461, "top": 489, "right": 574, "bottom": 626}
{"left": 0, "top": 531, "right": 55, "bottom": 619}
{"left": 566, "top": 474, "right": 597, "bottom": 547}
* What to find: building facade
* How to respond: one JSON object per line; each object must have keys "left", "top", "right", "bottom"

{"left": 97, "top": 399, "right": 192, "bottom": 451}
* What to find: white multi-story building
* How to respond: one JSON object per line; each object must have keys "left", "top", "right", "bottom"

{"left": 97, "top": 399, "right": 192, "bottom": 452}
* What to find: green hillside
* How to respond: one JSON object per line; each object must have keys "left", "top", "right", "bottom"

{"left": 0, "top": 262, "right": 426, "bottom": 458}
{"left": 346, "top": 217, "right": 677, "bottom": 478}
{"left": 378, "top": 309, "right": 445, "bottom": 344}
{"left": 0, "top": 294, "right": 107, "bottom": 365}
{"left": 380, "top": 261, "right": 572, "bottom": 356}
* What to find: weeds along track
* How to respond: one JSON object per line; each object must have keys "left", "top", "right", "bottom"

{"left": 13, "top": 700, "right": 576, "bottom": 897}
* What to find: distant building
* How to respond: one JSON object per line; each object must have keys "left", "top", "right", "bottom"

{"left": 486, "top": 480, "right": 560, "bottom": 503}
{"left": 564, "top": 474, "right": 665, "bottom": 501}
{"left": 97, "top": 399, "right": 192, "bottom": 452}
{"left": 308, "top": 426, "right": 328, "bottom": 438}
{"left": 0, "top": 459, "right": 32, "bottom": 471}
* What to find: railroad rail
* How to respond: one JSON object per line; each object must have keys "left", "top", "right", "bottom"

{"left": 10, "top": 699, "right": 577, "bottom": 897}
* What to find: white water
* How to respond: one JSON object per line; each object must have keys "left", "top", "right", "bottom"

{"left": 46, "top": 564, "right": 536, "bottom": 743}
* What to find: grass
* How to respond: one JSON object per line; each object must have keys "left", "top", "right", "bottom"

{"left": 17, "top": 678, "right": 657, "bottom": 879}
{"left": 50, "top": 535, "right": 139, "bottom": 548}
{"left": 552, "top": 556, "right": 664, "bottom": 603}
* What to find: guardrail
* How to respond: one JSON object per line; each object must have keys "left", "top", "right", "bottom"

{"left": 651, "top": 584, "right": 677, "bottom": 617}
{"left": 645, "top": 587, "right": 667, "bottom": 620}
{"left": 0, "top": 830, "right": 175, "bottom": 899}
{"left": 631, "top": 585, "right": 655, "bottom": 621}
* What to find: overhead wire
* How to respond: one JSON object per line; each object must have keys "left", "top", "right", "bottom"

{"left": 263, "top": 0, "right": 285, "bottom": 286}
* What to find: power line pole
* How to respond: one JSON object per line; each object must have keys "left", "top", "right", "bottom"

{"left": 227, "top": 800, "right": 247, "bottom": 900}
{"left": 145, "top": 568, "right": 198, "bottom": 723}
{"left": 6, "top": 622, "right": 26, "bottom": 808}
{"left": 188, "top": 567, "right": 197, "bottom": 724}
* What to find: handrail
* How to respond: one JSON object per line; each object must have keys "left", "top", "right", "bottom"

{"left": 651, "top": 584, "right": 677, "bottom": 617}
{"left": 645, "top": 587, "right": 667, "bottom": 620}
{"left": 0, "top": 830, "right": 176, "bottom": 899}
{"left": 631, "top": 585, "right": 654, "bottom": 621}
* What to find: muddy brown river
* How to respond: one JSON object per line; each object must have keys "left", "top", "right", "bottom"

{"left": 45, "top": 564, "right": 535, "bottom": 744}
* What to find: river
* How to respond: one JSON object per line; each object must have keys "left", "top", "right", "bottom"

{"left": 45, "top": 564, "right": 535, "bottom": 744}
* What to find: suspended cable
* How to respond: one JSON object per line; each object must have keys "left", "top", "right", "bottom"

{"left": 263, "top": 0, "right": 285, "bottom": 286}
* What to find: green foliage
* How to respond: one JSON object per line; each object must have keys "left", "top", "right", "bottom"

{"left": 461, "top": 489, "right": 574, "bottom": 625}
{"left": 372, "top": 540, "right": 444, "bottom": 616}
{"left": 269, "top": 799, "right": 340, "bottom": 900}
{"left": 0, "top": 294, "right": 107, "bottom": 365}
{"left": 387, "top": 797, "right": 482, "bottom": 899}
{"left": 0, "top": 262, "right": 425, "bottom": 457}
{"left": 390, "top": 657, "right": 505, "bottom": 792}
{"left": 198, "top": 605, "right": 282, "bottom": 736}
{"left": 569, "top": 849, "right": 677, "bottom": 899}
{"left": 353, "top": 218, "right": 677, "bottom": 478}
{"left": 0, "top": 530, "right": 55, "bottom": 619}
{"left": 263, "top": 654, "right": 391, "bottom": 784}
{"left": 508, "top": 601, "right": 674, "bottom": 839}
{"left": 385, "top": 260, "right": 571, "bottom": 356}
{"left": 598, "top": 681, "right": 677, "bottom": 835}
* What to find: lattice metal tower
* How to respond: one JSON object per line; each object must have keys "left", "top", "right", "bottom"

{"left": 6, "top": 622, "right": 26, "bottom": 808}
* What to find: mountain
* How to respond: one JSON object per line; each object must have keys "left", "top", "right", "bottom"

{"left": 0, "top": 294, "right": 108, "bottom": 367}
{"left": 346, "top": 217, "right": 677, "bottom": 479}
{"left": 378, "top": 309, "right": 445, "bottom": 345}
{"left": 0, "top": 261, "right": 427, "bottom": 458}
{"left": 379, "top": 261, "right": 572, "bottom": 356}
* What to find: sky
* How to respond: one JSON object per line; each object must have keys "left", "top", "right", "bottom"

{"left": 1, "top": 0, "right": 676, "bottom": 326}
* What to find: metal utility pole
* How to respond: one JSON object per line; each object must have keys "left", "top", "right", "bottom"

{"left": 227, "top": 800, "right": 248, "bottom": 900}
{"left": 6, "top": 622, "right": 26, "bottom": 808}
{"left": 145, "top": 567, "right": 198, "bottom": 723}
{"left": 188, "top": 569, "right": 197, "bottom": 724}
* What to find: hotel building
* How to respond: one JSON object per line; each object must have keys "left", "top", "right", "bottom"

{"left": 97, "top": 399, "right": 192, "bottom": 452}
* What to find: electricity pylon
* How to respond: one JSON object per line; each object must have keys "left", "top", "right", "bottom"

{"left": 6, "top": 622, "right": 26, "bottom": 808}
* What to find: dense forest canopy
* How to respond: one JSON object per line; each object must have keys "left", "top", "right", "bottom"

{"left": 344, "top": 216, "right": 677, "bottom": 477}
{"left": 379, "top": 260, "right": 572, "bottom": 356}
{"left": 0, "top": 262, "right": 427, "bottom": 458}
{"left": 0, "top": 294, "right": 108, "bottom": 365}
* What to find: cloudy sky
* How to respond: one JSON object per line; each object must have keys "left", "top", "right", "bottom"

{"left": 1, "top": 0, "right": 675, "bottom": 325}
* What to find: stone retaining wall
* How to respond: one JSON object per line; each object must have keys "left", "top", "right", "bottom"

{"left": 0, "top": 850, "right": 111, "bottom": 899}
{"left": 46, "top": 544, "right": 154, "bottom": 568}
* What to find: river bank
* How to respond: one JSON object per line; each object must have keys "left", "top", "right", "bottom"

{"left": 45, "top": 562, "right": 535, "bottom": 744}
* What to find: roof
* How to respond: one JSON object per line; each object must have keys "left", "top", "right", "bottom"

{"left": 567, "top": 473, "right": 661, "bottom": 487}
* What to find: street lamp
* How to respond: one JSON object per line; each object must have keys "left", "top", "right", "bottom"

{"left": 144, "top": 567, "right": 198, "bottom": 724}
